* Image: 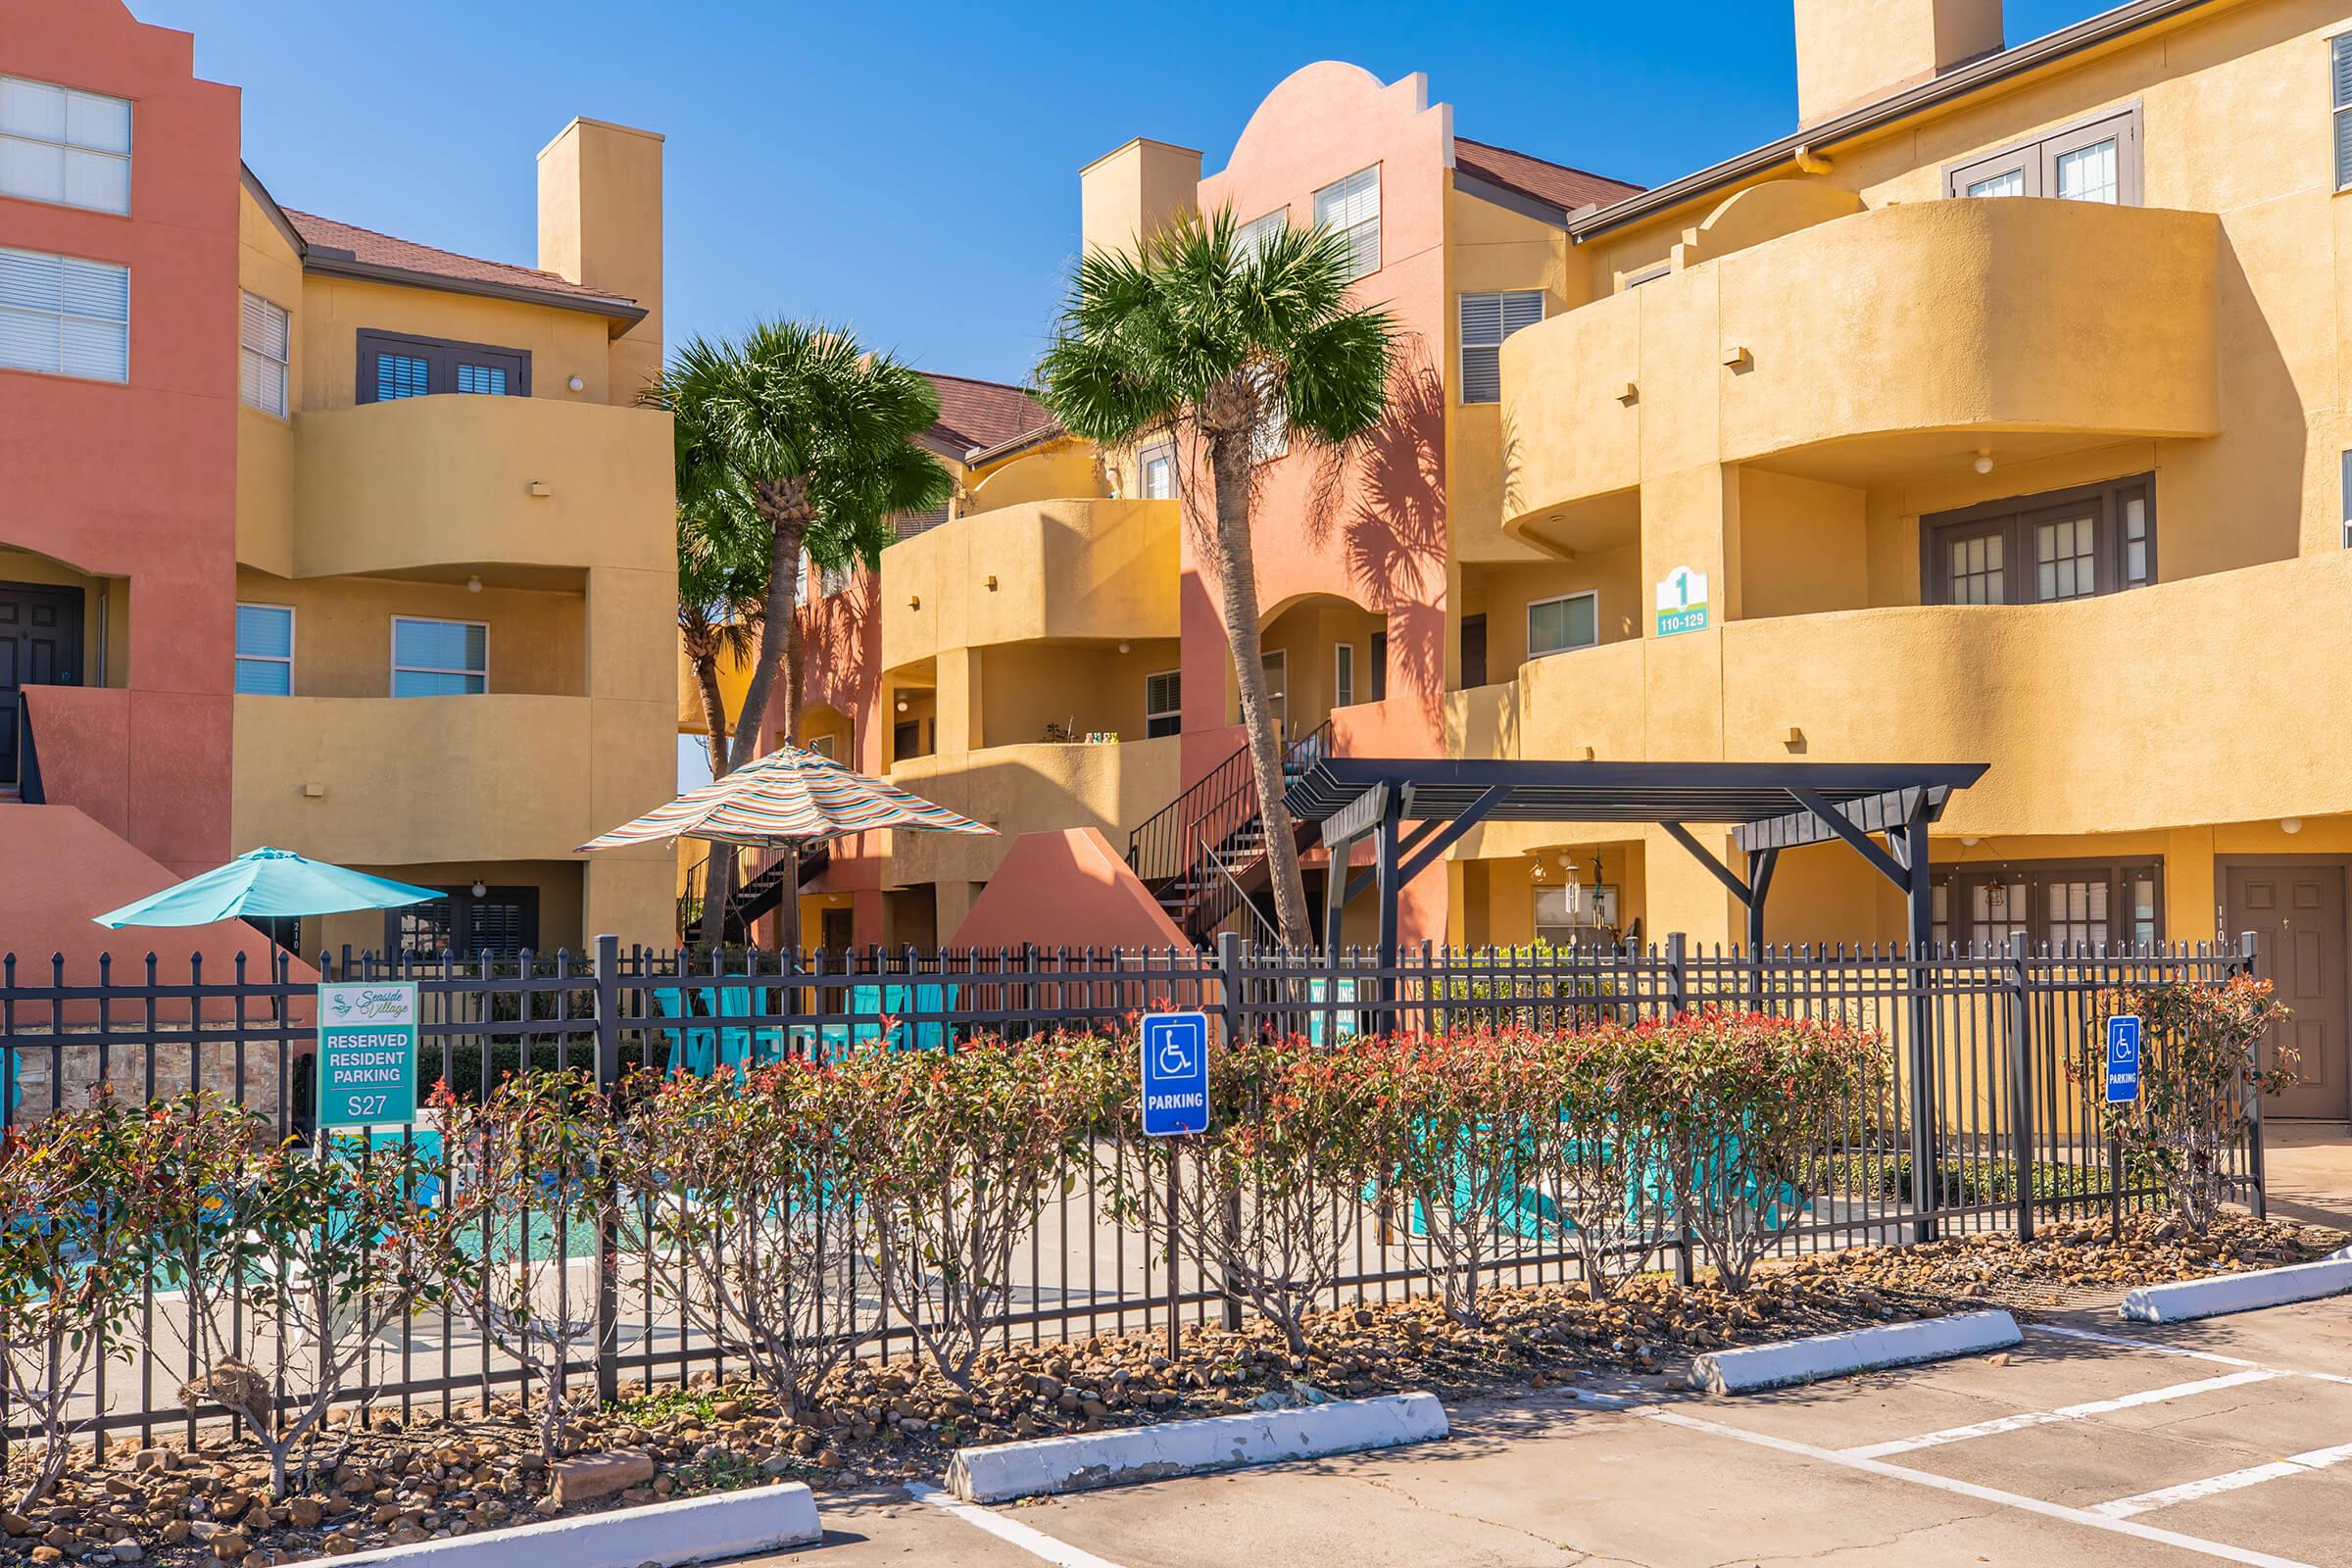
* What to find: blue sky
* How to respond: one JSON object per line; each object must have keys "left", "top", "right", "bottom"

{"left": 140, "top": 0, "right": 2098, "bottom": 388}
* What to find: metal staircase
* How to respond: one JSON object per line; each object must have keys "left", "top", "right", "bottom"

{"left": 1126, "top": 719, "right": 1331, "bottom": 946}
{"left": 677, "top": 842, "right": 830, "bottom": 944}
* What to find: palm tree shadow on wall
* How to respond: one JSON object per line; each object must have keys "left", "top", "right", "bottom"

{"left": 1301, "top": 337, "right": 1448, "bottom": 712}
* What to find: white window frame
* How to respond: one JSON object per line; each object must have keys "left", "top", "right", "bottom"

{"left": 1138, "top": 441, "right": 1178, "bottom": 500}
{"left": 1145, "top": 668, "right": 1181, "bottom": 738}
{"left": 1258, "top": 648, "right": 1288, "bottom": 737}
{"left": 2334, "top": 32, "right": 2352, "bottom": 191}
{"left": 1246, "top": 364, "right": 1287, "bottom": 466}
{"left": 389, "top": 615, "right": 488, "bottom": 698}
{"left": 1311, "top": 166, "right": 1380, "bottom": 281}
{"left": 2341, "top": 449, "right": 2351, "bottom": 549}
{"left": 1527, "top": 590, "right": 1599, "bottom": 660}
{"left": 807, "top": 732, "right": 839, "bottom": 760}
{"left": 239, "top": 290, "right": 289, "bottom": 417}
{"left": 0, "top": 245, "right": 128, "bottom": 382}
{"left": 818, "top": 559, "right": 856, "bottom": 598}
{"left": 0, "top": 74, "right": 132, "bottom": 216}
{"left": 1458, "top": 289, "right": 1544, "bottom": 406}
{"left": 233, "top": 603, "right": 295, "bottom": 696}
{"left": 1334, "top": 642, "right": 1355, "bottom": 710}
{"left": 1233, "top": 209, "right": 1286, "bottom": 260}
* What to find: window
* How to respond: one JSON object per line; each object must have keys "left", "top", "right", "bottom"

{"left": 1923, "top": 474, "right": 2154, "bottom": 606}
{"left": 818, "top": 559, "right": 856, "bottom": 598}
{"left": 1527, "top": 591, "right": 1598, "bottom": 659}
{"left": 1369, "top": 630, "right": 1387, "bottom": 701}
{"left": 1945, "top": 105, "right": 2142, "bottom": 205}
{"left": 1247, "top": 365, "right": 1287, "bottom": 465}
{"left": 1139, "top": 442, "right": 1177, "bottom": 500}
{"left": 1311, "top": 166, "right": 1380, "bottom": 281}
{"left": 0, "top": 75, "right": 130, "bottom": 215}
{"left": 1146, "top": 669, "right": 1181, "bottom": 738}
{"left": 391, "top": 617, "right": 486, "bottom": 697}
{"left": 807, "top": 732, "right": 839, "bottom": 760}
{"left": 1334, "top": 643, "right": 1355, "bottom": 710}
{"left": 1233, "top": 209, "right": 1286, "bottom": 260}
{"left": 1460, "top": 613, "right": 1488, "bottom": 688}
{"left": 239, "top": 292, "right": 289, "bottom": 416}
{"left": 0, "top": 247, "right": 127, "bottom": 381}
{"left": 1931, "top": 860, "right": 2162, "bottom": 951}
{"left": 1458, "top": 290, "right": 1544, "bottom": 405}
{"left": 2335, "top": 33, "right": 2352, "bottom": 190}
{"left": 894, "top": 505, "right": 950, "bottom": 540}
{"left": 354, "top": 329, "right": 529, "bottom": 403}
{"left": 388, "top": 885, "right": 539, "bottom": 959}
{"left": 233, "top": 604, "right": 294, "bottom": 695}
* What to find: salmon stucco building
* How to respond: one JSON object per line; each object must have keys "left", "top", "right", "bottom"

{"left": 1, "top": 0, "right": 677, "bottom": 971}
{"left": 705, "top": 0, "right": 2352, "bottom": 1121}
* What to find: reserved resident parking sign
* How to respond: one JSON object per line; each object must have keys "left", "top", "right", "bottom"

{"left": 1140, "top": 1011, "right": 1210, "bottom": 1137}
{"left": 2105, "top": 1014, "right": 2142, "bottom": 1104}
{"left": 317, "top": 981, "right": 420, "bottom": 1127}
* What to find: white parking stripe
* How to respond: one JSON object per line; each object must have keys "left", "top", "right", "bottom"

{"left": 2094, "top": 1442, "right": 2352, "bottom": 1518}
{"left": 1566, "top": 1390, "right": 2321, "bottom": 1568}
{"left": 1840, "top": 1370, "right": 2278, "bottom": 1459}
{"left": 906, "top": 1480, "right": 1128, "bottom": 1568}
{"left": 2027, "top": 1323, "right": 2352, "bottom": 1387}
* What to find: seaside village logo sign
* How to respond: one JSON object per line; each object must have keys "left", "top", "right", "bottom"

{"left": 1654, "top": 565, "right": 1709, "bottom": 636}
{"left": 317, "top": 981, "right": 420, "bottom": 1128}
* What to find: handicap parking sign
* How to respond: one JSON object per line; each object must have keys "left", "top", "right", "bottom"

{"left": 2105, "top": 1014, "right": 2142, "bottom": 1104}
{"left": 1140, "top": 1011, "right": 1209, "bottom": 1137}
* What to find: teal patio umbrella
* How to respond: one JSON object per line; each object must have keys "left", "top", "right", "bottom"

{"left": 91, "top": 847, "right": 445, "bottom": 928}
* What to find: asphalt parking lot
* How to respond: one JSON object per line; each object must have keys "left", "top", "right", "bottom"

{"left": 749, "top": 1293, "right": 2352, "bottom": 1567}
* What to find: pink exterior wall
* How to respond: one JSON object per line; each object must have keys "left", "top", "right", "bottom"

{"left": 951, "top": 828, "right": 1188, "bottom": 952}
{"left": 1, "top": 1, "right": 239, "bottom": 884}
{"left": 1184, "top": 64, "right": 1453, "bottom": 945}
{"left": 792, "top": 570, "right": 887, "bottom": 943}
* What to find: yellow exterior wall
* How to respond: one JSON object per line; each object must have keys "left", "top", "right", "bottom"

{"left": 311, "top": 860, "right": 585, "bottom": 958}
{"left": 227, "top": 134, "right": 673, "bottom": 950}
{"left": 965, "top": 440, "right": 1105, "bottom": 514}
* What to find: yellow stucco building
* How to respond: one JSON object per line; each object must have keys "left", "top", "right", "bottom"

{"left": 234, "top": 118, "right": 677, "bottom": 956}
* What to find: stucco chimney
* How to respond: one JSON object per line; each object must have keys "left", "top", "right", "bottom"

{"left": 1794, "top": 0, "right": 2003, "bottom": 126}
{"left": 538, "top": 117, "right": 665, "bottom": 401}
{"left": 1079, "top": 137, "right": 1201, "bottom": 260}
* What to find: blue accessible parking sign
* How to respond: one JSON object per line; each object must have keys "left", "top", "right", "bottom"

{"left": 1140, "top": 1011, "right": 1210, "bottom": 1136}
{"left": 2105, "top": 1014, "right": 2143, "bottom": 1103}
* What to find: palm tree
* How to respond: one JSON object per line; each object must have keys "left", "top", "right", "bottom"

{"left": 675, "top": 480, "right": 767, "bottom": 776}
{"left": 650, "top": 321, "right": 952, "bottom": 946}
{"left": 1037, "top": 209, "right": 1396, "bottom": 945}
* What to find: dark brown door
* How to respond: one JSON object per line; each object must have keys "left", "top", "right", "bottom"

{"left": 2226, "top": 863, "right": 2348, "bottom": 1120}
{"left": 0, "top": 582, "right": 85, "bottom": 785}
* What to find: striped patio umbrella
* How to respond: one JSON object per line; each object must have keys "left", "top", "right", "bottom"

{"left": 576, "top": 744, "right": 995, "bottom": 851}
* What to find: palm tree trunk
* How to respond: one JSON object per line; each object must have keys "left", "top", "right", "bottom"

{"left": 701, "top": 498, "right": 808, "bottom": 952}
{"left": 691, "top": 648, "right": 731, "bottom": 776}
{"left": 1208, "top": 438, "right": 1312, "bottom": 945}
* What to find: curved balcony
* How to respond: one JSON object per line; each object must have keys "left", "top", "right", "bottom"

{"left": 880, "top": 498, "right": 1178, "bottom": 670}
{"left": 1502, "top": 198, "right": 2222, "bottom": 545}
{"left": 1448, "top": 555, "right": 2352, "bottom": 843}
{"left": 231, "top": 694, "right": 612, "bottom": 864}
{"left": 286, "top": 397, "right": 672, "bottom": 579}
{"left": 859, "top": 736, "right": 1182, "bottom": 888}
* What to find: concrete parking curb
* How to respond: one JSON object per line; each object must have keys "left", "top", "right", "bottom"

{"left": 2122, "top": 1254, "right": 2352, "bottom": 1324}
{"left": 944, "top": 1392, "right": 1449, "bottom": 1502}
{"left": 321, "top": 1481, "right": 823, "bottom": 1567}
{"left": 1689, "top": 1310, "right": 2023, "bottom": 1394}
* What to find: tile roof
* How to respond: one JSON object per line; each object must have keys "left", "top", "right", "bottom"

{"left": 282, "top": 209, "right": 641, "bottom": 318}
{"left": 1453, "top": 138, "right": 1643, "bottom": 216}
{"left": 923, "top": 371, "right": 1059, "bottom": 462}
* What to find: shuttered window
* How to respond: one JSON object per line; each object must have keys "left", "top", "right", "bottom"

{"left": 239, "top": 291, "right": 289, "bottom": 416}
{"left": 1146, "top": 670, "right": 1181, "bottom": 738}
{"left": 233, "top": 604, "right": 294, "bottom": 695}
{"left": 1458, "top": 290, "right": 1544, "bottom": 405}
{"left": 1234, "top": 210, "right": 1286, "bottom": 260}
{"left": 0, "top": 247, "right": 127, "bottom": 381}
{"left": 356, "top": 329, "right": 528, "bottom": 403}
{"left": 1311, "top": 167, "right": 1380, "bottom": 280}
{"left": 391, "top": 617, "right": 487, "bottom": 697}
{"left": 0, "top": 75, "right": 130, "bottom": 215}
{"left": 2335, "top": 34, "right": 2352, "bottom": 190}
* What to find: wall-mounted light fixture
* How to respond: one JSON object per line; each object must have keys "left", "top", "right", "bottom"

{"left": 469, "top": 879, "right": 487, "bottom": 898}
{"left": 2282, "top": 817, "right": 2304, "bottom": 835}
{"left": 566, "top": 374, "right": 585, "bottom": 393}
{"left": 1973, "top": 449, "right": 1994, "bottom": 475}
{"left": 466, "top": 575, "right": 482, "bottom": 594}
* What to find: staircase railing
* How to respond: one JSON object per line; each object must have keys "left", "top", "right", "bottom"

{"left": 1127, "top": 719, "right": 1332, "bottom": 888}
{"left": 676, "top": 842, "right": 833, "bottom": 943}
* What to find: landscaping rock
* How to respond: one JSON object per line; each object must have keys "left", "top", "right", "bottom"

{"left": 551, "top": 1450, "right": 655, "bottom": 1507}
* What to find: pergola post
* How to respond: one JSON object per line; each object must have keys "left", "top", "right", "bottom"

{"left": 1897, "top": 811, "right": 1939, "bottom": 1244}
{"left": 1374, "top": 787, "right": 1403, "bottom": 995}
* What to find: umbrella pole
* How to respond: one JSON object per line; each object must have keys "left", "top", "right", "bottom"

{"left": 779, "top": 841, "right": 804, "bottom": 957}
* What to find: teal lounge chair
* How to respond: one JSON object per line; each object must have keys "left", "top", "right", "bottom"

{"left": 652, "top": 987, "right": 716, "bottom": 1079}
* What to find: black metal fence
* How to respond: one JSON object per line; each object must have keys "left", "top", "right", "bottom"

{"left": 0, "top": 933, "right": 2264, "bottom": 1449}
